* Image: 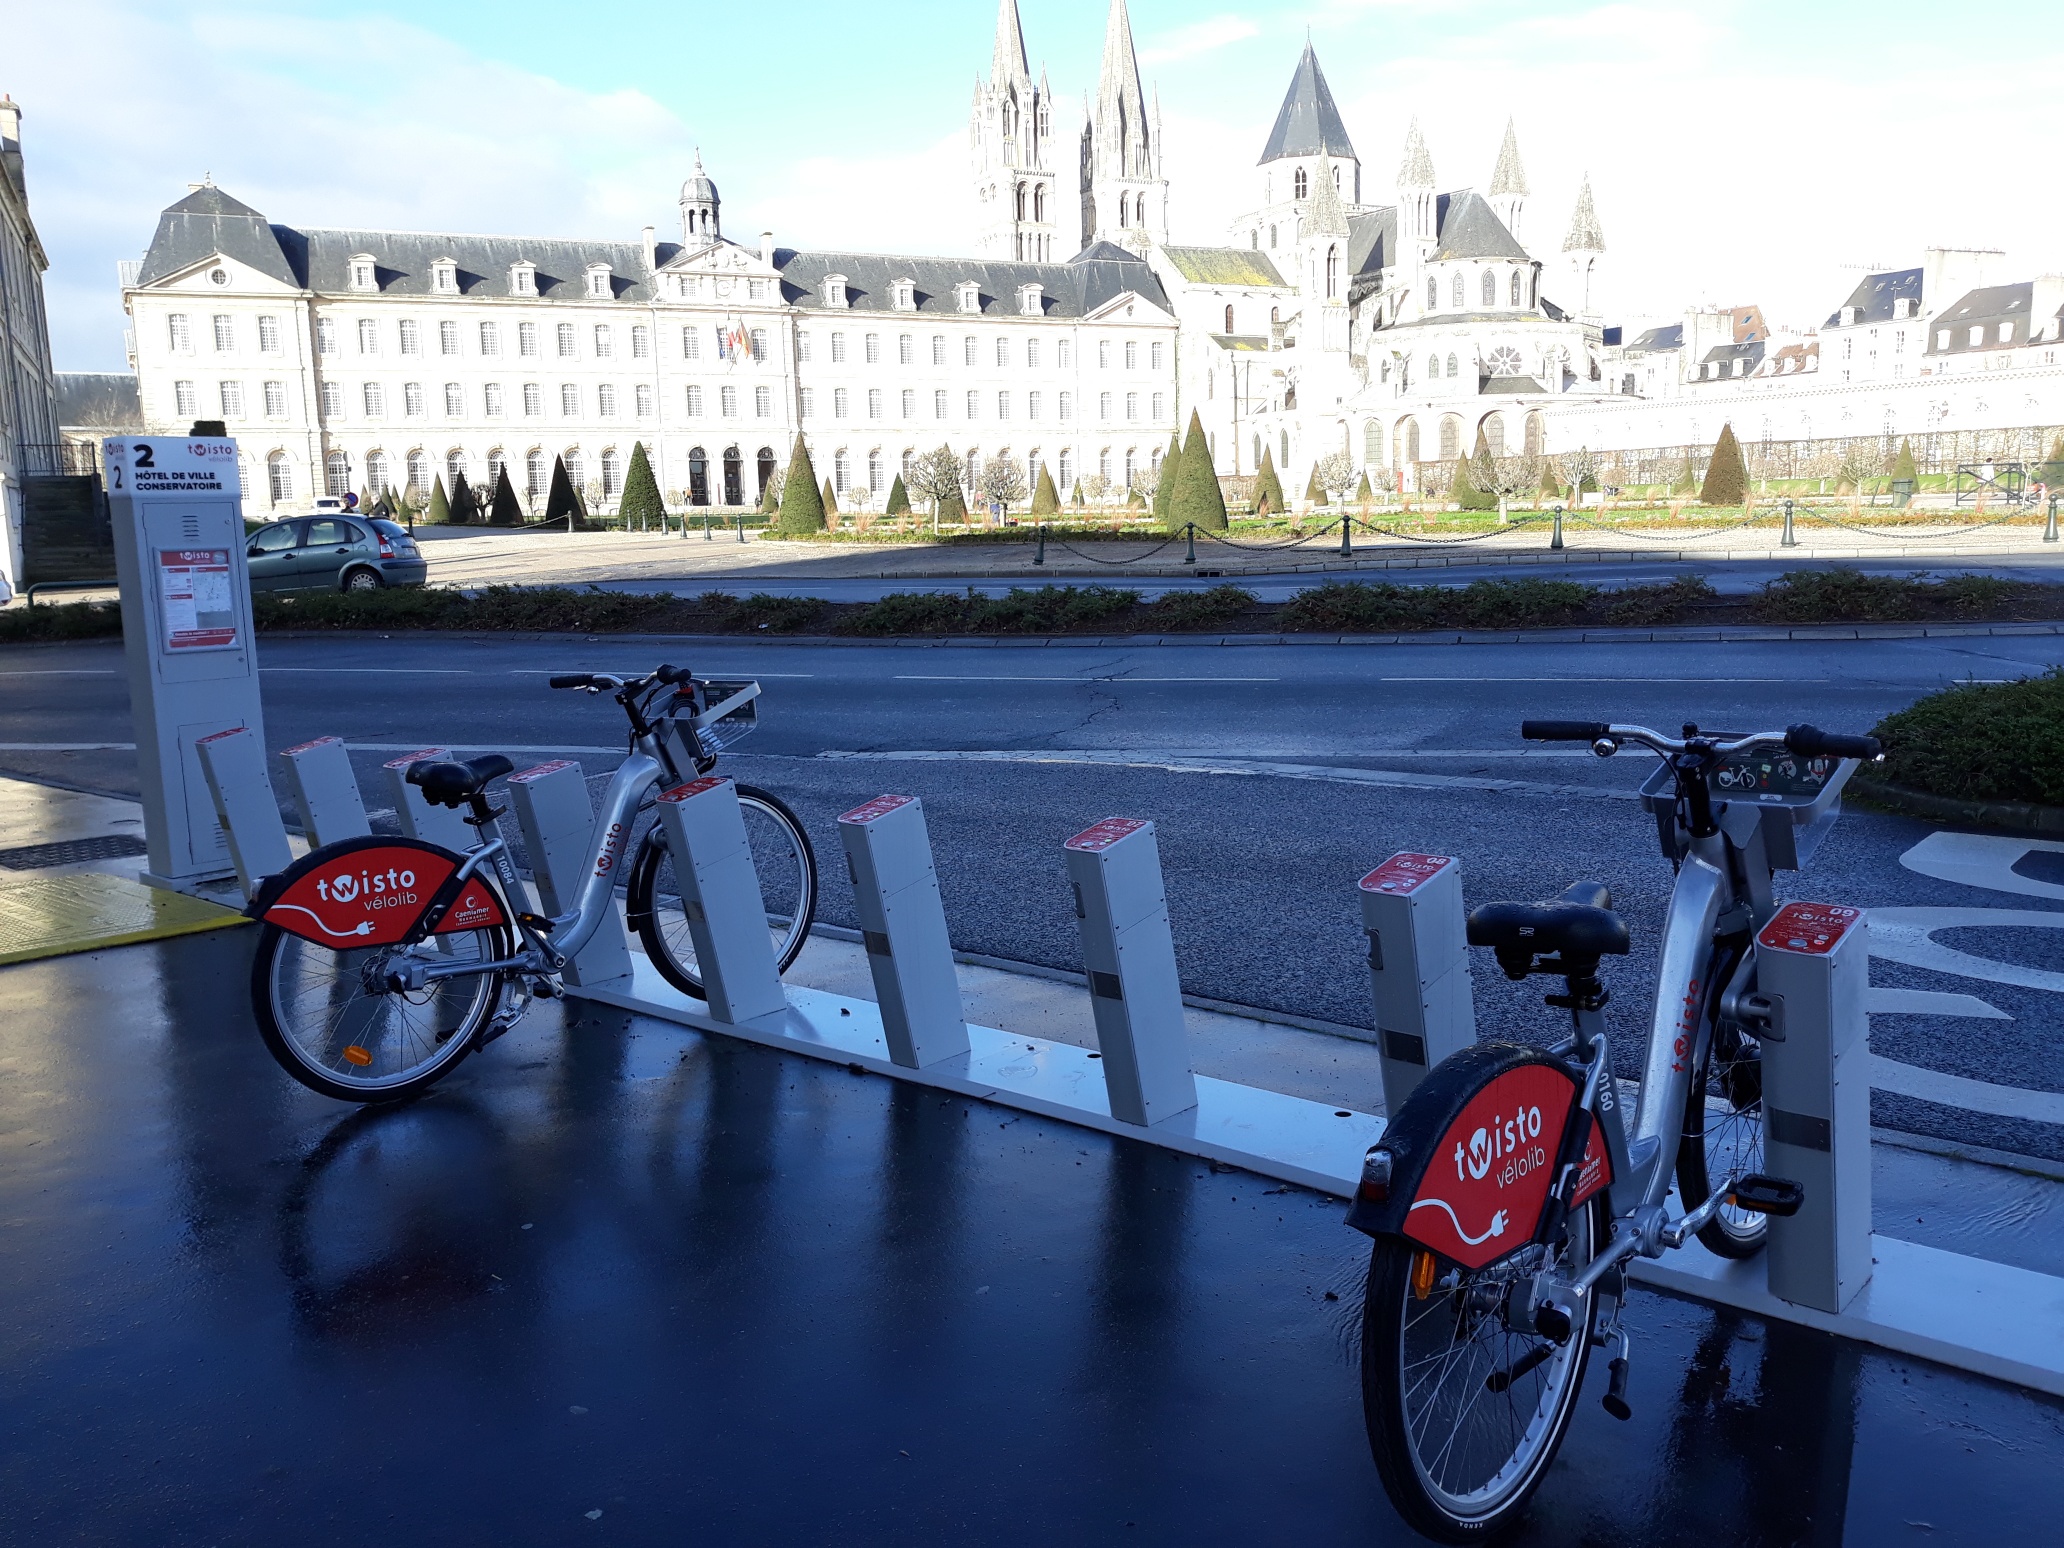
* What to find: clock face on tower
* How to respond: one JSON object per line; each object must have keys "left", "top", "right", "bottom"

{"left": 715, "top": 277, "right": 734, "bottom": 298}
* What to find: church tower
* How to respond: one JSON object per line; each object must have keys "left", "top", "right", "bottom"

{"left": 1257, "top": 44, "right": 1361, "bottom": 216}
{"left": 1488, "top": 118, "right": 1527, "bottom": 247}
{"left": 1079, "top": 0, "right": 1166, "bottom": 255}
{"left": 1562, "top": 173, "right": 1605, "bottom": 319}
{"left": 680, "top": 151, "right": 720, "bottom": 247}
{"left": 970, "top": 0, "right": 1055, "bottom": 260}
{"left": 1397, "top": 119, "right": 1437, "bottom": 317}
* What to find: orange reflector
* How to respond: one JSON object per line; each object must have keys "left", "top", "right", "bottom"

{"left": 1411, "top": 1250, "right": 1437, "bottom": 1301}
{"left": 342, "top": 1045, "right": 373, "bottom": 1067}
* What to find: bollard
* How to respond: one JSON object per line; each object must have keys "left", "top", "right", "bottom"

{"left": 506, "top": 760, "right": 632, "bottom": 987}
{"left": 703, "top": 511, "right": 712, "bottom": 540}
{"left": 1338, "top": 514, "right": 1352, "bottom": 559}
{"left": 1034, "top": 523, "right": 1045, "bottom": 565}
{"left": 382, "top": 749, "right": 476, "bottom": 851}
{"left": 1063, "top": 817, "right": 1198, "bottom": 1126}
{"left": 1550, "top": 504, "right": 1565, "bottom": 551}
{"left": 838, "top": 794, "right": 969, "bottom": 1069}
{"left": 1184, "top": 522, "right": 1197, "bottom": 566}
{"left": 2047, "top": 495, "right": 2058, "bottom": 544}
{"left": 278, "top": 736, "right": 370, "bottom": 849}
{"left": 1359, "top": 853, "right": 1476, "bottom": 1113}
{"left": 735, "top": 511, "right": 745, "bottom": 543}
{"left": 1754, "top": 902, "right": 1872, "bottom": 1314}
{"left": 1781, "top": 498, "right": 1797, "bottom": 548}
{"left": 653, "top": 776, "right": 787, "bottom": 1023}
{"left": 194, "top": 725, "right": 294, "bottom": 898}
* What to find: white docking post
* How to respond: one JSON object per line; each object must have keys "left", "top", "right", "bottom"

{"left": 838, "top": 794, "right": 968, "bottom": 1069}
{"left": 506, "top": 760, "right": 632, "bottom": 988}
{"left": 193, "top": 725, "right": 294, "bottom": 898}
{"left": 1064, "top": 817, "right": 1197, "bottom": 1127}
{"left": 1358, "top": 852, "right": 1476, "bottom": 1113}
{"left": 1754, "top": 902, "right": 1873, "bottom": 1314}
{"left": 278, "top": 736, "right": 370, "bottom": 849}
{"left": 381, "top": 748, "right": 474, "bottom": 851}
{"left": 653, "top": 776, "right": 787, "bottom": 1024}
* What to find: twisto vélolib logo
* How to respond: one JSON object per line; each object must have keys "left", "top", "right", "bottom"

{"left": 264, "top": 844, "right": 463, "bottom": 946}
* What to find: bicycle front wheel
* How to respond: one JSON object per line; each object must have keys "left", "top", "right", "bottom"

{"left": 251, "top": 922, "right": 507, "bottom": 1103}
{"left": 627, "top": 784, "right": 817, "bottom": 1000}
{"left": 1677, "top": 1015, "right": 1769, "bottom": 1258}
{"left": 1361, "top": 1200, "right": 1602, "bottom": 1542}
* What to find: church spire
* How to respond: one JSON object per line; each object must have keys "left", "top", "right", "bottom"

{"left": 1563, "top": 173, "right": 1604, "bottom": 253}
{"left": 1080, "top": 0, "right": 1166, "bottom": 253}
{"left": 970, "top": 0, "right": 1052, "bottom": 259}
{"left": 1307, "top": 151, "right": 1349, "bottom": 238}
{"left": 992, "top": 0, "right": 1029, "bottom": 83}
{"left": 1489, "top": 118, "right": 1527, "bottom": 246}
{"left": 1398, "top": 116, "right": 1435, "bottom": 189}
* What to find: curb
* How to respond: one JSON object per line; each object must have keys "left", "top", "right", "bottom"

{"left": 1850, "top": 777, "right": 2064, "bottom": 834}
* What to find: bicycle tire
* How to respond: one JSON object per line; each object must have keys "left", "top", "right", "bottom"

{"left": 1676, "top": 1012, "right": 1769, "bottom": 1258}
{"left": 1361, "top": 1200, "right": 1602, "bottom": 1542}
{"left": 250, "top": 919, "right": 508, "bottom": 1103}
{"left": 627, "top": 784, "right": 817, "bottom": 1000}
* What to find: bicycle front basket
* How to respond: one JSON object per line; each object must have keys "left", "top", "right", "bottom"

{"left": 664, "top": 678, "right": 761, "bottom": 762}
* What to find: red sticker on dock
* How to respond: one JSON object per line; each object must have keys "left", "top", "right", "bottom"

{"left": 1066, "top": 817, "right": 1149, "bottom": 852}
{"left": 384, "top": 748, "right": 445, "bottom": 770}
{"left": 659, "top": 777, "right": 730, "bottom": 803}
{"left": 839, "top": 794, "right": 916, "bottom": 825}
{"left": 508, "top": 760, "right": 577, "bottom": 783}
{"left": 1359, "top": 853, "right": 1456, "bottom": 895}
{"left": 1756, "top": 902, "right": 1863, "bottom": 956}
{"left": 282, "top": 736, "right": 344, "bottom": 756}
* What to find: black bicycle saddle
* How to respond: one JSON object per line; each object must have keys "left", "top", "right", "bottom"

{"left": 1467, "top": 880, "right": 1630, "bottom": 979}
{"left": 405, "top": 754, "right": 515, "bottom": 808}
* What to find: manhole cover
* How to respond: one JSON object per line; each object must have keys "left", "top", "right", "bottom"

{"left": 0, "top": 834, "right": 150, "bottom": 871}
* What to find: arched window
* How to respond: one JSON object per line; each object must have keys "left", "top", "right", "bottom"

{"left": 1427, "top": 354, "right": 1440, "bottom": 379}
{"left": 1293, "top": 167, "right": 1308, "bottom": 199}
{"left": 486, "top": 449, "right": 506, "bottom": 491}
{"left": 1427, "top": 277, "right": 1438, "bottom": 311}
{"left": 757, "top": 447, "right": 776, "bottom": 500}
{"left": 1484, "top": 415, "right": 1505, "bottom": 457}
{"left": 1510, "top": 269, "right": 1524, "bottom": 307}
{"left": 1034, "top": 185, "right": 1045, "bottom": 222}
{"left": 868, "top": 450, "right": 884, "bottom": 494}
{"left": 1271, "top": 306, "right": 1281, "bottom": 325}
{"left": 406, "top": 449, "right": 428, "bottom": 497}
{"left": 1525, "top": 412, "right": 1544, "bottom": 457}
{"left": 966, "top": 449, "right": 981, "bottom": 491}
{"left": 1364, "top": 421, "right": 1384, "bottom": 464}
{"left": 366, "top": 450, "right": 390, "bottom": 495}
{"left": 1015, "top": 183, "right": 1026, "bottom": 220}
{"left": 1439, "top": 416, "right": 1462, "bottom": 459}
{"left": 526, "top": 450, "right": 548, "bottom": 501}
{"left": 1118, "top": 196, "right": 1129, "bottom": 228}
{"left": 722, "top": 446, "right": 743, "bottom": 506}
{"left": 1269, "top": 224, "right": 1277, "bottom": 248}
{"left": 1124, "top": 448, "right": 1136, "bottom": 489}
{"left": 1481, "top": 269, "right": 1497, "bottom": 307}
{"left": 267, "top": 452, "right": 292, "bottom": 504}
{"left": 601, "top": 448, "right": 621, "bottom": 499}
{"left": 1279, "top": 429, "right": 1289, "bottom": 467}
{"left": 1224, "top": 304, "right": 1235, "bottom": 333}
{"left": 832, "top": 450, "right": 849, "bottom": 495}
{"left": 688, "top": 447, "right": 709, "bottom": 505}
{"left": 1252, "top": 434, "right": 1262, "bottom": 471}
{"left": 565, "top": 451, "right": 584, "bottom": 492}
{"left": 446, "top": 450, "right": 468, "bottom": 487}
{"left": 324, "top": 450, "right": 349, "bottom": 495}
{"left": 1326, "top": 247, "right": 1339, "bottom": 299}
{"left": 1451, "top": 273, "right": 1465, "bottom": 308}
{"left": 1446, "top": 352, "right": 1459, "bottom": 377}
{"left": 1395, "top": 417, "right": 1420, "bottom": 467}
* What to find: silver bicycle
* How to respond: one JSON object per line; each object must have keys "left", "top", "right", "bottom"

{"left": 247, "top": 665, "right": 816, "bottom": 1103}
{"left": 1348, "top": 718, "right": 1881, "bottom": 1541}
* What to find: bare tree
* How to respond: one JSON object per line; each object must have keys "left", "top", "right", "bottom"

{"left": 979, "top": 454, "right": 1029, "bottom": 517}
{"left": 906, "top": 446, "right": 965, "bottom": 527}
{"left": 1081, "top": 471, "right": 1113, "bottom": 507}
{"left": 1475, "top": 453, "right": 1544, "bottom": 524}
{"left": 1559, "top": 445, "right": 1600, "bottom": 502}
{"left": 1314, "top": 451, "right": 1356, "bottom": 506}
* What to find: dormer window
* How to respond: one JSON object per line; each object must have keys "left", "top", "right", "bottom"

{"left": 956, "top": 281, "right": 981, "bottom": 314}
{"left": 586, "top": 263, "right": 613, "bottom": 300}
{"left": 891, "top": 278, "right": 916, "bottom": 311}
{"left": 510, "top": 261, "right": 537, "bottom": 297}
{"left": 822, "top": 274, "right": 849, "bottom": 308}
{"left": 349, "top": 254, "right": 377, "bottom": 292}
{"left": 431, "top": 258, "right": 458, "bottom": 294}
{"left": 1894, "top": 297, "right": 1917, "bottom": 320}
{"left": 1017, "top": 283, "right": 1043, "bottom": 317}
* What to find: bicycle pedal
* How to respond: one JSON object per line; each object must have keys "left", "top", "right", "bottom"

{"left": 1486, "top": 1342, "right": 1554, "bottom": 1393}
{"left": 1602, "top": 1355, "right": 1633, "bottom": 1421}
{"left": 1727, "top": 1174, "right": 1805, "bottom": 1217}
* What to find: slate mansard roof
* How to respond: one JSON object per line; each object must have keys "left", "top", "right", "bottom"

{"left": 1925, "top": 283, "right": 2051, "bottom": 354}
{"left": 55, "top": 372, "right": 143, "bottom": 432}
{"left": 773, "top": 241, "right": 1173, "bottom": 319}
{"left": 1822, "top": 267, "right": 1921, "bottom": 328}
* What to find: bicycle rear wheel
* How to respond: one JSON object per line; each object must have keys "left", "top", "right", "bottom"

{"left": 251, "top": 921, "right": 507, "bottom": 1103}
{"left": 627, "top": 783, "right": 817, "bottom": 1000}
{"left": 1677, "top": 1015, "right": 1769, "bottom": 1258}
{"left": 1361, "top": 1200, "right": 1602, "bottom": 1542}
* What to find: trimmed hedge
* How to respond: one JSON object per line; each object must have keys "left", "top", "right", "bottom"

{"left": 1872, "top": 667, "right": 2064, "bottom": 807}
{"left": 1754, "top": 568, "right": 2045, "bottom": 623}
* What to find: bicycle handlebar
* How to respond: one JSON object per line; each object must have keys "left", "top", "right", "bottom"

{"left": 1521, "top": 720, "right": 1611, "bottom": 743}
{"left": 1784, "top": 723, "right": 1883, "bottom": 761}
{"left": 547, "top": 664, "right": 691, "bottom": 693}
{"left": 1528, "top": 718, "right": 1882, "bottom": 761}
{"left": 548, "top": 674, "right": 596, "bottom": 689}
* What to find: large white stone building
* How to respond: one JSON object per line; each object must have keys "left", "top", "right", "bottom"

{"left": 1, "top": 92, "right": 60, "bottom": 592}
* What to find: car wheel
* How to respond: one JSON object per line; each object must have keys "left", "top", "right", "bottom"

{"left": 343, "top": 568, "right": 384, "bottom": 593}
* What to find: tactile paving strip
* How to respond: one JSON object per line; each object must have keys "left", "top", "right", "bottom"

{"left": 0, "top": 835, "right": 150, "bottom": 871}
{"left": 0, "top": 873, "right": 248, "bottom": 967}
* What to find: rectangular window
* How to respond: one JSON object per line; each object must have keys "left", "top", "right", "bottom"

{"left": 750, "top": 328, "right": 768, "bottom": 363}
{"left": 1999, "top": 322, "right": 2014, "bottom": 343}
{"left": 598, "top": 383, "right": 617, "bottom": 416}
{"left": 170, "top": 314, "right": 193, "bottom": 353}
{"left": 213, "top": 314, "right": 234, "bottom": 351}
{"left": 868, "top": 388, "right": 883, "bottom": 419}
{"left": 1058, "top": 338, "right": 1070, "bottom": 368}
{"left": 1124, "top": 392, "right": 1138, "bottom": 421}
{"left": 831, "top": 333, "right": 847, "bottom": 364}
{"left": 358, "top": 319, "right": 378, "bottom": 354}
{"left": 1028, "top": 390, "right": 1041, "bottom": 419}
{"left": 518, "top": 322, "right": 537, "bottom": 356}
{"left": 480, "top": 321, "right": 501, "bottom": 356}
{"left": 399, "top": 319, "right": 420, "bottom": 355}
{"left": 557, "top": 322, "right": 576, "bottom": 357}
{"left": 799, "top": 387, "right": 815, "bottom": 417}
{"left": 174, "top": 380, "right": 197, "bottom": 416}
{"left": 966, "top": 389, "right": 979, "bottom": 418}
{"left": 632, "top": 324, "right": 651, "bottom": 359}
{"left": 1026, "top": 339, "right": 1040, "bottom": 368}
{"left": 683, "top": 326, "right": 702, "bottom": 360}
{"left": 484, "top": 383, "right": 503, "bottom": 417}
{"left": 934, "top": 389, "right": 947, "bottom": 419}
{"left": 1099, "top": 391, "right": 1112, "bottom": 420}
{"left": 1099, "top": 340, "right": 1110, "bottom": 369}
{"left": 755, "top": 385, "right": 771, "bottom": 417}
{"left": 1124, "top": 341, "right": 1137, "bottom": 369}
{"left": 263, "top": 380, "right": 287, "bottom": 417}
{"left": 1059, "top": 391, "right": 1072, "bottom": 420}
{"left": 523, "top": 382, "right": 542, "bottom": 416}
{"left": 560, "top": 383, "right": 579, "bottom": 415}
{"left": 318, "top": 381, "right": 341, "bottom": 417}
{"left": 258, "top": 315, "right": 281, "bottom": 353}
{"left": 637, "top": 383, "right": 654, "bottom": 416}
{"left": 796, "top": 333, "right": 811, "bottom": 363}
{"left": 722, "top": 385, "right": 739, "bottom": 418}
{"left": 1936, "top": 329, "right": 1950, "bottom": 349}
{"left": 1151, "top": 392, "right": 1164, "bottom": 420}
{"left": 439, "top": 320, "right": 458, "bottom": 356}
{"left": 218, "top": 380, "right": 244, "bottom": 417}
{"left": 964, "top": 336, "right": 978, "bottom": 366}
{"left": 404, "top": 382, "right": 425, "bottom": 417}
{"left": 931, "top": 336, "right": 945, "bottom": 366}
{"left": 748, "top": 279, "right": 768, "bottom": 301}
{"left": 686, "top": 385, "right": 704, "bottom": 416}
{"left": 314, "top": 317, "right": 334, "bottom": 355}
{"left": 997, "top": 390, "right": 1012, "bottom": 420}
{"left": 594, "top": 325, "right": 613, "bottom": 357}
{"left": 833, "top": 387, "right": 849, "bottom": 418}
{"left": 995, "top": 338, "right": 1008, "bottom": 368}
{"left": 898, "top": 334, "right": 914, "bottom": 365}
{"left": 901, "top": 388, "right": 915, "bottom": 418}
{"left": 1969, "top": 326, "right": 1984, "bottom": 347}
{"left": 1150, "top": 341, "right": 1163, "bottom": 370}
{"left": 268, "top": 457, "right": 292, "bottom": 503}
{"left": 363, "top": 382, "right": 385, "bottom": 416}
{"left": 865, "top": 333, "right": 881, "bottom": 364}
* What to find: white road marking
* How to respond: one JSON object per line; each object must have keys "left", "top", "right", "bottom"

{"left": 1376, "top": 676, "right": 1820, "bottom": 684}
{"left": 344, "top": 742, "right": 623, "bottom": 755}
{"left": 262, "top": 667, "right": 476, "bottom": 675}
{"left": 1869, "top": 907, "right": 2064, "bottom": 994}
{"left": 1899, "top": 831, "right": 2064, "bottom": 902}
{"left": 0, "top": 742, "right": 136, "bottom": 750}
{"left": 0, "top": 670, "right": 121, "bottom": 676}
{"left": 1864, "top": 986, "right": 2010, "bottom": 1020}
{"left": 894, "top": 674, "right": 1278, "bottom": 682}
{"left": 1870, "top": 1055, "right": 2064, "bottom": 1126}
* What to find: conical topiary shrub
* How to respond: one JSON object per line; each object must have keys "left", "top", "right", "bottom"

{"left": 544, "top": 457, "right": 587, "bottom": 527}
{"left": 886, "top": 474, "right": 911, "bottom": 517}
{"left": 619, "top": 441, "right": 665, "bottom": 530}
{"left": 488, "top": 466, "right": 524, "bottom": 525}
{"left": 1699, "top": 423, "right": 1747, "bottom": 506}
{"left": 1450, "top": 454, "right": 1483, "bottom": 511}
{"left": 1890, "top": 438, "right": 1919, "bottom": 485}
{"left": 1354, "top": 470, "right": 1373, "bottom": 504}
{"left": 775, "top": 436, "right": 826, "bottom": 534}
{"left": 1255, "top": 445, "right": 1286, "bottom": 517}
{"left": 1304, "top": 466, "right": 1324, "bottom": 510}
{"left": 426, "top": 474, "right": 451, "bottom": 525}
{"left": 760, "top": 466, "right": 781, "bottom": 515}
{"left": 1030, "top": 465, "right": 1059, "bottom": 516}
{"left": 451, "top": 471, "right": 482, "bottom": 525}
{"left": 822, "top": 477, "right": 839, "bottom": 518}
{"left": 1153, "top": 431, "right": 1184, "bottom": 528}
{"left": 1168, "top": 410, "right": 1228, "bottom": 532}
{"left": 1458, "top": 429, "right": 1497, "bottom": 510}
{"left": 1072, "top": 484, "right": 1086, "bottom": 509}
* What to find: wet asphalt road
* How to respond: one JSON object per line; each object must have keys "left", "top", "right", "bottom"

{"left": 3, "top": 628, "right": 2062, "bottom": 1162}
{"left": 2, "top": 927, "right": 2060, "bottom": 1547}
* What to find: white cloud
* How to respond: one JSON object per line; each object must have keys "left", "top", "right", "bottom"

{"left": 1142, "top": 16, "right": 1261, "bottom": 66}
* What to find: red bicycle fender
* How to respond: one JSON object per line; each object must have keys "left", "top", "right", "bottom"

{"left": 251, "top": 837, "right": 504, "bottom": 947}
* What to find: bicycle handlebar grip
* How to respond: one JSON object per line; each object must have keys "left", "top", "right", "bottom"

{"left": 548, "top": 674, "right": 594, "bottom": 690}
{"left": 1521, "top": 720, "right": 1611, "bottom": 743}
{"left": 1785, "top": 723, "right": 1883, "bottom": 760}
{"left": 654, "top": 664, "right": 685, "bottom": 684}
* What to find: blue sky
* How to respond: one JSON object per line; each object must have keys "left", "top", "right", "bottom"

{"left": 11, "top": 0, "right": 2062, "bottom": 370}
